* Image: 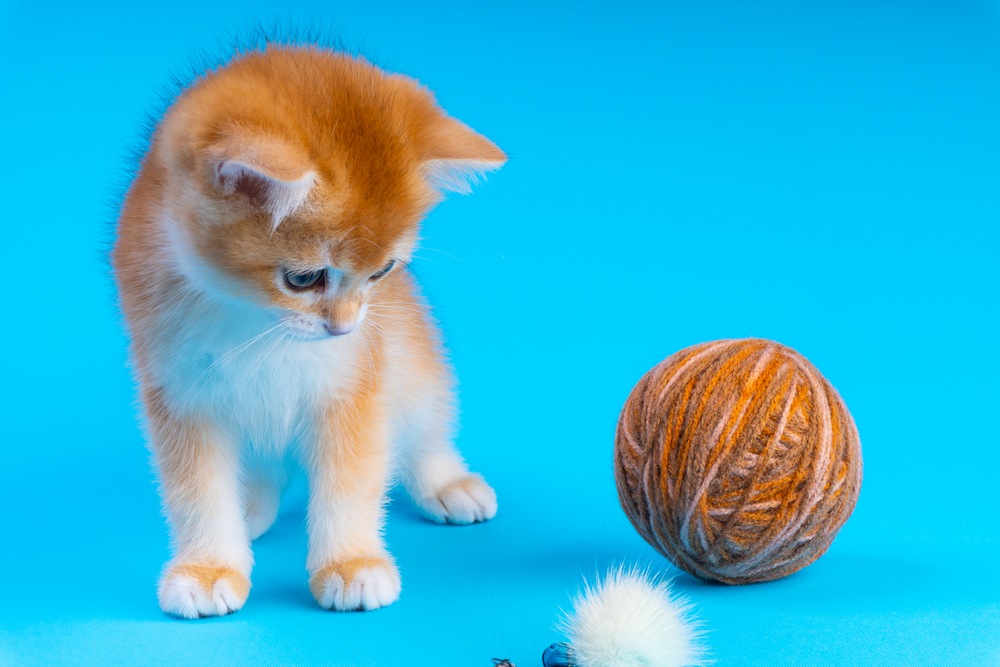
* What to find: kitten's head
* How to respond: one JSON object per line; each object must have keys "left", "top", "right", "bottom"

{"left": 155, "top": 47, "right": 505, "bottom": 339}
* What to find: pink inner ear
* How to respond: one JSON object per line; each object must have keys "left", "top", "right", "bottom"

{"left": 216, "top": 161, "right": 272, "bottom": 207}
{"left": 229, "top": 169, "right": 268, "bottom": 206}
{"left": 214, "top": 158, "right": 317, "bottom": 229}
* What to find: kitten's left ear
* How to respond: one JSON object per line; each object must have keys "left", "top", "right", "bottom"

{"left": 211, "top": 137, "right": 317, "bottom": 229}
{"left": 419, "top": 116, "right": 507, "bottom": 194}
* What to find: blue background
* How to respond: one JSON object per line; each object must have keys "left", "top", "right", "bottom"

{"left": 1, "top": 1, "right": 998, "bottom": 665}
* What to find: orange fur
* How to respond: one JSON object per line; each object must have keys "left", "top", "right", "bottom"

{"left": 168, "top": 564, "right": 251, "bottom": 600}
{"left": 309, "top": 555, "right": 397, "bottom": 602}
{"left": 114, "top": 45, "right": 505, "bottom": 617}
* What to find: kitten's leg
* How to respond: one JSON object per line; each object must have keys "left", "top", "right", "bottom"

{"left": 243, "top": 457, "right": 287, "bottom": 541}
{"left": 305, "top": 396, "right": 400, "bottom": 611}
{"left": 398, "top": 386, "right": 498, "bottom": 525}
{"left": 145, "top": 390, "right": 252, "bottom": 619}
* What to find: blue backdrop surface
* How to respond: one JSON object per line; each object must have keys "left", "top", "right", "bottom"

{"left": 1, "top": 1, "right": 998, "bottom": 665}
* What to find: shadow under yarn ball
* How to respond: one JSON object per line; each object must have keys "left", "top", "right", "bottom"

{"left": 614, "top": 339, "right": 862, "bottom": 585}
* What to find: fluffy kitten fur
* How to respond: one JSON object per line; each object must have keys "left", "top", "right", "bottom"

{"left": 113, "top": 45, "right": 505, "bottom": 618}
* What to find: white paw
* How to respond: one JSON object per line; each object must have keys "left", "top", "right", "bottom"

{"left": 158, "top": 564, "right": 250, "bottom": 619}
{"left": 420, "top": 474, "right": 498, "bottom": 525}
{"left": 310, "top": 555, "right": 401, "bottom": 611}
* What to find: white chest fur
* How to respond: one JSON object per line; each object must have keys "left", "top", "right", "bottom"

{"left": 145, "top": 291, "right": 355, "bottom": 452}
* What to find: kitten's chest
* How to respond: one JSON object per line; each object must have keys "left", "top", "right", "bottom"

{"left": 157, "top": 314, "right": 355, "bottom": 447}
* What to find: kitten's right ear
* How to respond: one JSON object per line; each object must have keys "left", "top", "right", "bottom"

{"left": 210, "top": 137, "right": 317, "bottom": 229}
{"left": 418, "top": 116, "right": 507, "bottom": 195}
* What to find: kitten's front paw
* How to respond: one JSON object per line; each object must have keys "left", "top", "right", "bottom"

{"left": 419, "top": 474, "right": 498, "bottom": 525}
{"left": 309, "top": 554, "right": 401, "bottom": 611}
{"left": 158, "top": 563, "right": 250, "bottom": 619}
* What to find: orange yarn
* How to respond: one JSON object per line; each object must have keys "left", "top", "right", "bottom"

{"left": 614, "top": 339, "right": 862, "bottom": 584}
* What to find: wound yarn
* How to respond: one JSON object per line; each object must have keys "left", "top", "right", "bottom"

{"left": 614, "top": 339, "right": 862, "bottom": 585}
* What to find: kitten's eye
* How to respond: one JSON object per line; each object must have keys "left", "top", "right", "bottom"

{"left": 370, "top": 260, "right": 396, "bottom": 281}
{"left": 283, "top": 269, "right": 325, "bottom": 291}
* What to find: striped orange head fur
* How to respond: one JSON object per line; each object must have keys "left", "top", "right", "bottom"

{"left": 151, "top": 46, "right": 505, "bottom": 339}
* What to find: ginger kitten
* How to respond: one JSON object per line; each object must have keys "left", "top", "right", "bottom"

{"left": 113, "top": 45, "right": 505, "bottom": 618}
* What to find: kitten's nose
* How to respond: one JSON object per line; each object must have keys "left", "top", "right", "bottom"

{"left": 324, "top": 322, "right": 355, "bottom": 336}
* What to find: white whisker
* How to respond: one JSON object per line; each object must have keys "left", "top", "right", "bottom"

{"left": 418, "top": 247, "right": 467, "bottom": 266}
{"left": 243, "top": 329, "right": 289, "bottom": 381}
{"left": 196, "top": 323, "right": 285, "bottom": 386}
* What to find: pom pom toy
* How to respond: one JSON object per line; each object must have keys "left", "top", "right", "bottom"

{"left": 543, "top": 566, "right": 706, "bottom": 667}
{"left": 614, "top": 339, "right": 862, "bottom": 584}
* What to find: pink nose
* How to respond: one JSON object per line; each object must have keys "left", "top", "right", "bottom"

{"left": 324, "top": 322, "right": 356, "bottom": 336}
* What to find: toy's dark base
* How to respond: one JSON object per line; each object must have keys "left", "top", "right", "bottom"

{"left": 542, "top": 643, "right": 575, "bottom": 667}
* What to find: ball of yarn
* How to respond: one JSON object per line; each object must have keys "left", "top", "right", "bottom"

{"left": 614, "top": 339, "right": 862, "bottom": 585}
